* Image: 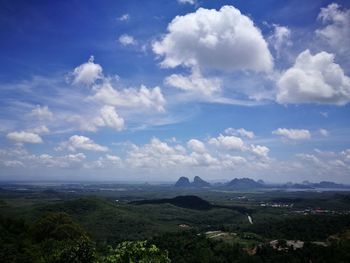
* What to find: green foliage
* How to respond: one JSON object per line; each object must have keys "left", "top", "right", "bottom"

{"left": 2, "top": 188, "right": 350, "bottom": 262}
{"left": 32, "top": 212, "right": 97, "bottom": 263}
{"left": 37, "top": 197, "right": 164, "bottom": 244}
{"left": 32, "top": 212, "right": 87, "bottom": 242}
{"left": 0, "top": 215, "right": 43, "bottom": 262}
{"left": 101, "top": 241, "right": 170, "bottom": 263}
{"left": 245, "top": 214, "right": 350, "bottom": 240}
{"left": 0, "top": 212, "right": 97, "bottom": 263}
{"left": 255, "top": 240, "right": 350, "bottom": 262}
{"left": 152, "top": 230, "right": 248, "bottom": 263}
{"left": 40, "top": 236, "right": 96, "bottom": 263}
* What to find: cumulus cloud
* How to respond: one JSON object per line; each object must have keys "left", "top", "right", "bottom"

{"left": 225, "top": 128, "right": 255, "bottom": 139}
{"left": 57, "top": 135, "right": 108, "bottom": 152}
{"left": 268, "top": 24, "right": 292, "bottom": 57}
{"left": 126, "top": 138, "right": 220, "bottom": 168}
{"left": 126, "top": 138, "right": 193, "bottom": 168}
{"left": 36, "top": 153, "right": 86, "bottom": 168}
{"left": 91, "top": 82, "right": 166, "bottom": 112}
{"left": 95, "top": 106, "right": 124, "bottom": 131}
{"left": 208, "top": 134, "right": 245, "bottom": 151}
{"left": 122, "top": 136, "right": 272, "bottom": 171}
{"left": 119, "top": 34, "right": 136, "bottom": 46}
{"left": 165, "top": 69, "right": 221, "bottom": 97}
{"left": 316, "top": 3, "right": 350, "bottom": 56}
{"left": 24, "top": 153, "right": 84, "bottom": 169}
{"left": 277, "top": 49, "right": 350, "bottom": 105}
{"left": 250, "top": 144, "right": 269, "bottom": 159}
{"left": 6, "top": 133, "right": 348, "bottom": 181}
{"left": 70, "top": 105, "right": 124, "bottom": 132}
{"left": 295, "top": 149, "right": 350, "bottom": 177}
{"left": 6, "top": 131, "right": 43, "bottom": 144}
{"left": 153, "top": 5, "right": 273, "bottom": 72}
{"left": 190, "top": 152, "right": 219, "bottom": 166}
{"left": 221, "top": 155, "right": 247, "bottom": 169}
{"left": 0, "top": 146, "right": 87, "bottom": 169}
{"left": 187, "top": 139, "right": 207, "bottom": 153}
{"left": 272, "top": 128, "right": 311, "bottom": 140}
{"left": 29, "top": 105, "right": 53, "bottom": 120}
{"left": 73, "top": 56, "right": 103, "bottom": 85}
{"left": 86, "top": 154, "right": 122, "bottom": 169}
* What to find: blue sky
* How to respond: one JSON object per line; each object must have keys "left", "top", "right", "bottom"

{"left": 0, "top": 0, "right": 350, "bottom": 183}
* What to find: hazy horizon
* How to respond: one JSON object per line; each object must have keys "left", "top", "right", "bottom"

{"left": 1, "top": 0, "right": 350, "bottom": 183}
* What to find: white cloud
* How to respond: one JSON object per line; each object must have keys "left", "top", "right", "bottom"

{"left": 36, "top": 153, "right": 86, "bottom": 168}
{"left": 314, "top": 149, "right": 337, "bottom": 158}
{"left": 6, "top": 131, "right": 43, "bottom": 144}
{"left": 272, "top": 128, "right": 311, "bottom": 140}
{"left": 95, "top": 106, "right": 124, "bottom": 131}
{"left": 296, "top": 153, "right": 321, "bottom": 165}
{"left": 91, "top": 82, "right": 166, "bottom": 112}
{"left": 64, "top": 153, "right": 86, "bottom": 162}
{"left": 153, "top": 5, "right": 273, "bottom": 72}
{"left": 104, "top": 154, "right": 121, "bottom": 163}
{"left": 3, "top": 134, "right": 348, "bottom": 181}
{"left": 225, "top": 128, "right": 255, "bottom": 139}
{"left": 69, "top": 105, "right": 124, "bottom": 132}
{"left": 126, "top": 138, "right": 193, "bottom": 168}
{"left": 221, "top": 155, "right": 247, "bottom": 168}
{"left": 118, "top": 14, "right": 130, "bottom": 21}
{"left": 58, "top": 135, "right": 108, "bottom": 152}
{"left": 277, "top": 49, "right": 350, "bottom": 105}
{"left": 119, "top": 34, "right": 136, "bottom": 46}
{"left": 123, "top": 137, "right": 272, "bottom": 172}
{"left": 341, "top": 149, "right": 350, "bottom": 162}
{"left": 27, "top": 125, "right": 50, "bottom": 134}
{"left": 268, "top": 24, "right": 292, "bottom": 57}
{"left": 190, "top": 152, "right": 219, "bottom": 166}
{"left": 29, "top": 105, "right": 53, "bottom": 120}
{"left": 0, "top": 145, "right": 87, "bottom": 169}
{"left": 208, "top": 134, "right": 245, "bottom": 151}
{"left": 73, "top": 56, "right": 103, "bottom": 85}
{"left": 319, "top": 128, "right": 329, "bottom": 137}
{"left": 250, "top": 144, "right": 269, "bottom": 159}
{"left": 126, "top": 138, "right": 220, "bottom": 168}
{"left": 165, "top": 69, "right": 221, "bottom": 97}
{"left": 294, "top": 149, "right": 350, "bottom": 177}
{"left": 178, "top": 0, "right": 196, "bottom": 5}
{"left": 187, "top": 139, "right": 206, "bottom": 153}
{"left": 86, "top": 154, "right": 122, "bottom": 169}
{"left": 316, "top": 3, "right": 350, "bottom": 56}
{"left": 2, "top": 160, "right": 24, "bottom": 167}
{"left": 70, "top": 116, "right": 99, "bottom": 132}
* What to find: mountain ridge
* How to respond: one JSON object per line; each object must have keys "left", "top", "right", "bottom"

{"left": 174, "top": 176, "right": 210, "bottom": 188}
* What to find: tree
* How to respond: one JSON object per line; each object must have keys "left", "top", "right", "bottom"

{"left": 102, "top": 241, "right": 170, "bottom": 263}
{"left": 32, "top": 212, "right": 86, "bottom": 242}
{"left": 31, "top": 212, "right": 96, "bottom": 263}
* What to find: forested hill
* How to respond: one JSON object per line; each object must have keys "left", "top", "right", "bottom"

{"left": 131, "top": 195, "right": 213, "bottom": 210}
{"left": 131, "top": 195, "right": 252, "bottom": 214}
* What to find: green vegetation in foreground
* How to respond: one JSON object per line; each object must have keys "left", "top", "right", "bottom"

{"left": 1, "top": 185, "right": 350, "bottom": 262}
